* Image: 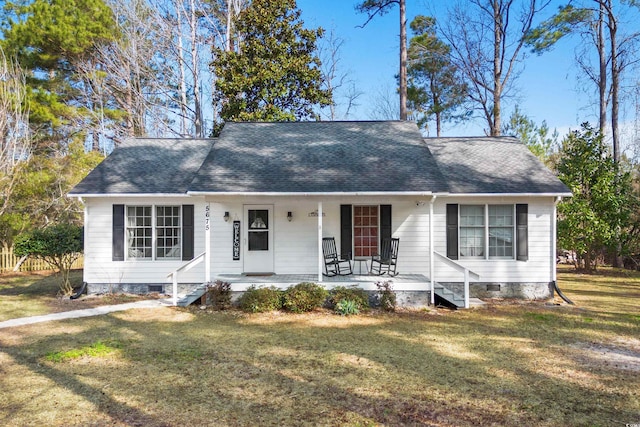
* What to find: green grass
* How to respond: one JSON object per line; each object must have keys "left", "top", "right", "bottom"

{"left": 0, "top": 266, "right": 638, "bottom": 426}
{"left": 0, "top": 270, "right": 156, "bottom": 321}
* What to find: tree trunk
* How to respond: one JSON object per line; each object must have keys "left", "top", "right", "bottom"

{"left": 597, "top": 1, "right": 607, "bottom": 137}
{"left": 492, "top": 0, "right": 502, "bottom": 136}
{"left": 399, "top": 0, "right": 407, "bottom": 120}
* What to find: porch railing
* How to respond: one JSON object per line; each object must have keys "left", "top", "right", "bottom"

{"left": 167, "top": 252, "right": 206, "bottom": 306}
{"left": 434, "top": 251, "right": 480, "bottom": 309}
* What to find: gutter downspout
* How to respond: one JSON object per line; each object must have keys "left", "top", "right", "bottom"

{"left": 318, "top": 201, "right": 323, "bottom": 282}
{"left": 429, "top": 195, "right": 436, "bottom": 305}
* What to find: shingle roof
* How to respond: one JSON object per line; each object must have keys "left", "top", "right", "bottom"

{"left": 69, "top": 122, "right": 570, "bottom": 196}
{"left": 426, "top": 136, "right": 570, "bottom": 194}
{"left": 69, "top": 138, "right": 213, "bottom": 195}
{"left": 189, "top": 121, "right": 449, "bottom": 193}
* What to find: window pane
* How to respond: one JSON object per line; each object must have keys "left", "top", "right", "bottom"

{"left": 354, "top": 205, "right": 378, "bottom": 257}
{"left": 249, "top": 210, "right": 268, "bottom": 229}
{"left": 489, "top": 205, "right": 514, "bottom": 258}
{"left": 156, "top": 205, "right": 181, "bottom": 259}
{"left": 460, "top": 205, "right": 485, "bottom": 257}
{"left": 126, "top": 206, "right": 152, "bottom": 259}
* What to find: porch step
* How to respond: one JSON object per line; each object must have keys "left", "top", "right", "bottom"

{"left": 176, "top": 283, "right": 208, "bottom": 307}
{"left": 433, "top": 283, "right": 465, "bottom": 308}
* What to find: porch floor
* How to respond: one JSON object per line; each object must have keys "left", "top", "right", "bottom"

{"left": 212, "top": 273, "right": 430, "bottom": 291}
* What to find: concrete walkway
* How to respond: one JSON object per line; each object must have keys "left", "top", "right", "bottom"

{"left": 0, "top": 299, "right": 173, "bottom": 329}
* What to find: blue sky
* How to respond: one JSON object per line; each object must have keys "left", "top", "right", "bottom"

{"left": 296, "top": 0, "right": 611, "bottom": 138}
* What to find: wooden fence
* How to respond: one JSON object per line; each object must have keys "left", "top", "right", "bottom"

{"left": 0, "top": 247, "right": 84, "bottom": 273}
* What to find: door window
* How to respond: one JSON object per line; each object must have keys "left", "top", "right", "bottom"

{"left": 248, "top": 209, "right": 269, "bottom": 251}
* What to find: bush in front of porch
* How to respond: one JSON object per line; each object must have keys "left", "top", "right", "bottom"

{"left": 282, "top": 282, "right": 328, "bottom": 313}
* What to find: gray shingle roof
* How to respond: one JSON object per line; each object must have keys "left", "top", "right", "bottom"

{"left": 426, "top": 136, "right": 570, "bottom": 194}
{"left": 69, "top": 138, "right": 213, "bottom": 195}
{"left": 69, "top": 122, "right": 570, "bottom": 196}
{"left": 189, "top": 121, "right": 449, "bottom": 193}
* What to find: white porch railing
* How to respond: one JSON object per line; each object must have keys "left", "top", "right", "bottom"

{"left": 434, "top": 251, "right": 480, "bottom": 309}
{"left": 167, "top": 252, "right": 206, "bottom": 306}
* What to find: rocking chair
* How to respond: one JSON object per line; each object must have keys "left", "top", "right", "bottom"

{"left": 322, "top": 237, "right": 352, "bottom": 276}
{"left": 370, "top": 238, "right": 399, "bottom": 276}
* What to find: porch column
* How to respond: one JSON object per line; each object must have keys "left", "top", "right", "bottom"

{"left": 205, "top": 203, "right": 211, "bottom": 282}
{"left": 429, "top": 195, "right": 436, "bottom": 305}
{"left": 318, "top": 201, "right": 323, "bottom": 282}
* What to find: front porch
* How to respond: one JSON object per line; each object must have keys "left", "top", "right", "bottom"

{"left": 213, "top": 272, "right": 430, "bottom": 289}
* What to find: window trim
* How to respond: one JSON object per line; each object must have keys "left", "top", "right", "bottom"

{"left": 459, "top": 204, "right": 516, "bottom": 260}
{"left": 125, "top": 204, "right": 182, "bottom": 261}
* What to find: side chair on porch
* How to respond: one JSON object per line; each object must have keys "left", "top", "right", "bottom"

{"left": 322, "top": 237, "right": 353, "bottom": 276}
{"left": 370, "top": 237, "right": 399, "bottom": 276}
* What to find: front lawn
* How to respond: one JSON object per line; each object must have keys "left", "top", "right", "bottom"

{"left": 0, "top": 267, "right": 638, "bottom": 426}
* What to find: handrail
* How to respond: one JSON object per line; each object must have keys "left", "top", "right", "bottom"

{"left": 167, "top": 252, "right": 206, "bottom": 306}
{"left": 434, "top": 251, "right": 480, "bottom": 309}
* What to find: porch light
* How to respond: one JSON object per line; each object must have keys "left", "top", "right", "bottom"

{"left": 224, "top": 211, "right": 230, "bottom": 222}
{"left": 287, "top": 211, "right": 293, "bottom": 222}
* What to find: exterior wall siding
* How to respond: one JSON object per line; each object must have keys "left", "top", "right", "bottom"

{"left": 432, "top": 196, "right": 555, "bottom": 284}
{"left": 82, "top": 195, "right": 557, "bottom": 300}
{"left": 83, "top": 196, "right": 208, "bottom": 286}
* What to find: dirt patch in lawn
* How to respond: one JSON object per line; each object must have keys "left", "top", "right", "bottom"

{"left": 571, "top": 339, "right": 640, "bottom": 372}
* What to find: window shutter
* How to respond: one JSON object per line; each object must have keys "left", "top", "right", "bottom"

{"left": 182, "top": 205, "right": 194, "bottom": 261}
{"left": 446, "top": 204, "right": 458, "bottom": 260}
{"left": 112, "top": 204, "right": 125, "bottom": 261}
{"left": 340, "top": 205, "right": 352, "bottom": 260}
{"left": 380, "top": 204, "right": 392, "bottom": 243}
{"left": 516, "top": 204, "right": 528, "bottom": 261}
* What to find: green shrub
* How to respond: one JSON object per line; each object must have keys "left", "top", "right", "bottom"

{"left": 206, "top": 280, "right": 232, "bottom": 310}
{"left": 376, "top": 281, "right": 396, "bottom": 312}
{"left": 328, "top": 286, "right": 370, "bottom": 311}
{"left": 335, "top": 299, "right": 360, "bottom": 316}
{"left": 237, "top": 286, "right": 283, "bottom": 313}
{"left": 282, "top": 282, "right": 328, "bottom": 313}
{"left": 14, "top": 223, "right": 83, "bottom": 295}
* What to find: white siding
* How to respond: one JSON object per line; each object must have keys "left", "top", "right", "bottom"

{"left": 83, "top": 194, "right": 556, "bottom": 286}
{"left": 83, "top": 197, "right": 207, "bottom": 285}
{"left": 432, "top": 196, "right": 555, "bottom": 283}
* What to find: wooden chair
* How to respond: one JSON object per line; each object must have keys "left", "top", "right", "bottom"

{"left": 322, "top": 237, "right": 352, "bottom": 276}
{"left": 370, "top": 238, "right": 399, "bottom": 276}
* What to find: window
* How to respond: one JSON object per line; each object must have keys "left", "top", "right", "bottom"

{"left": 156, "top": 206, "right": 181, "bottom": 259}
{"left": 354, "top": 206, "right": 378, "bottom": 257}
{"left": 460, "top": 205, "right": 485, "bottom": 257}
{"left": 126, "top": 205, "right": 181, "bottom": 260}
{"left": 488, "top": 205, "right": 514, "bottom": 258}
{"left": 460, "top": 205, "right": 514, "bottom": 259}
{"left": 127, "top": 206, "right": 152, "bottom": 258}
{"left": 248, "top": 209, "right": 269, "bottom": 251}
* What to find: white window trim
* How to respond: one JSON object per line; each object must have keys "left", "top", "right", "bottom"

{"left": 125, "top": 204, "right": 182, "bottom": 261}
{"left": 459, "top": 204, "right": 515, "bottom": 261}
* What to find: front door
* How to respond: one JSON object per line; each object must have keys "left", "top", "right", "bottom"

{"left": 243, "top": 205, "right": 274, "bottom": 273}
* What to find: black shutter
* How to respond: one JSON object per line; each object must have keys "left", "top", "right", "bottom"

{"left": 112, "top": 204, "right": 125, "bottom": 261}
{"left": 516, "top": 204, "right": 528, "bottom": 261}
{"left": 182, "top": 205, "right": 194, "bottom": 261}
{"left": 380, "top": 204, "right": 392, "bottom": 243}
{"left": 446, "top": 204, "right": 459, "bottom": 260}
{"left": 340, "top": 205, "right": 352, "bottom": 260}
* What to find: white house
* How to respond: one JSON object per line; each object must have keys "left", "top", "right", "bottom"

{"left": 69, "top": 121, "right": 571, "bottom": 308}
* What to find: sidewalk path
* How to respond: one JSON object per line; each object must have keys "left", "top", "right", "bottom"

{"left": 0, "top": 299, "right": 172, "bottom": 329}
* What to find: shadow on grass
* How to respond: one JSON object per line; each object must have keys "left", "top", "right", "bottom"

{"left": 1, "top": 305, "right": 638, "bottom": 426}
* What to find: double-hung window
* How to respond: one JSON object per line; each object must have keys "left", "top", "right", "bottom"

{"left": 126, "top": 205, "right": 181, "bottom": 260}
{"left": 459, "top": 205, "right": 514, "bottom": 259}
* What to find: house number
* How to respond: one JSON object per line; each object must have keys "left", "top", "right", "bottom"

{"left": 233, "top": 220, "right": 241, "bottom": 260}
{"left": 205, "top": 205, "right": 210, "bottom": 231}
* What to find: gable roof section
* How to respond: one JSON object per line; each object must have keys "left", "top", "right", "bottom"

{"left": 427, "top": 136, "right": 571, "bottom": 195}
{"left": 69, "top": 138, "right": 213, "bottom": 196}
{"left": 69, "top": 122, "right": 571, "bottom": 197}
{"left": 188, "top": 121, "right": 449, "bottom": 194}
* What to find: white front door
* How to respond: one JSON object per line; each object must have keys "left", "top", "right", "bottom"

{"left": 243, "top": 205, "right": 274, "bottom": 273}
